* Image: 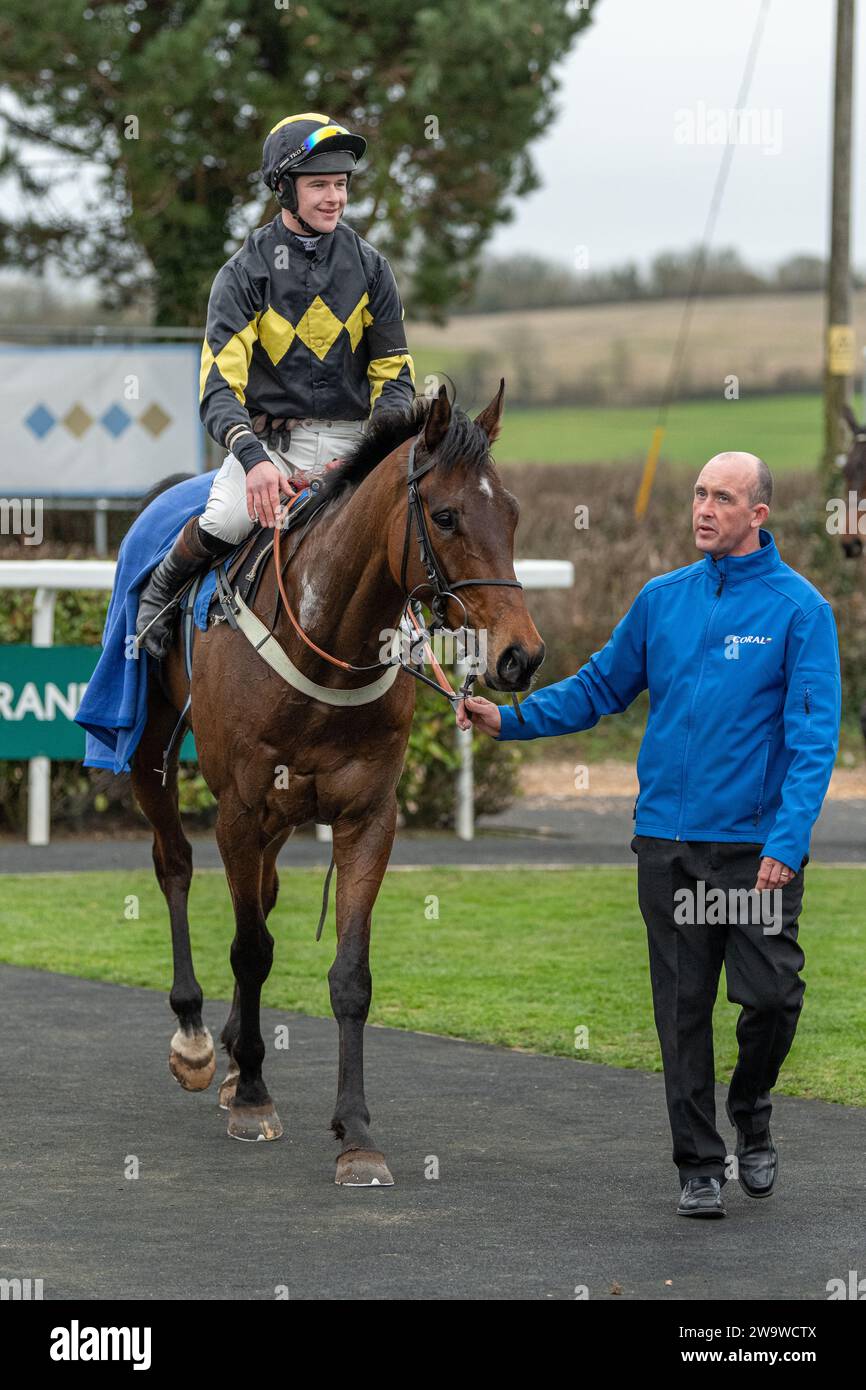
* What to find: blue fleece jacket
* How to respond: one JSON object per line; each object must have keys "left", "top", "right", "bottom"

{"left": 497, "top": 530, "right": 841, "bottom": 872}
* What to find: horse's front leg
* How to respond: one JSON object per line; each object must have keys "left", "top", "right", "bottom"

{"left": 328, "top": 798, "right": 397, "bottom": 1186}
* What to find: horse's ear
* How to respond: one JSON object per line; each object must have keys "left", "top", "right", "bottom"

{"left": 424, "top": 384, "right": 452, "bottom": 453}
{"left": 841, "top": 404, "right": 861, "bottom": 435}
{"left": 474, "top": 378, "right": 505, "bottom": 443}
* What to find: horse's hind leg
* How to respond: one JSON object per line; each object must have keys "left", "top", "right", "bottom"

{"left": 131, "top": 682, "right": 215, "bottom": 1092}
{"left": 217, "top": 832, "right": 287, "bottom": 1110}
{"left": 215, "top": 805, "right": 282, "bottom": 1141}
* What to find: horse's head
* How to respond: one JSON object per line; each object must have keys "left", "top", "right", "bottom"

{"left": 838, "top": 405, "right": 866, "bottom": 558}
{"left": 394, "top": 382, "right": 545, "bottom": 692}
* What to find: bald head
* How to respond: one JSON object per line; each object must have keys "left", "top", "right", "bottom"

{"left": 704, "top": 452, "right": 773, "bottom": 508}
{"left": 693, "top": 452, "right": 773, "bottom": 558}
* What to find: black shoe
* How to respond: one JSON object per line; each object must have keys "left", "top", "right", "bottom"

{"left": 677, "top": 1177, "right": 726, "bottom": 1218}
{"left": 135, "top": 517, "right": 232, "bottom": 659}
{"left": 734, "top": 1126, "right": 777, "bottom": 1198}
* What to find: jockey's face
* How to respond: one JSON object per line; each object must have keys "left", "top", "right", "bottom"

{"left": 292, "top": 172, "right": 348, "bottom": 232}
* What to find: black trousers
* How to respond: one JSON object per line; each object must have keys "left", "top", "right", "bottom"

{"left": 631, "top": 836, "right": 807, "bottom": 1185}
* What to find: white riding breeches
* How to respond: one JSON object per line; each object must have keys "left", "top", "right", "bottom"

{"left": 198, "top": 418, "right": 367, "bottom": 545}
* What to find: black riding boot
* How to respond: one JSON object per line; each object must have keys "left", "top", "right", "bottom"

{"left": 135, "top": 516, "right": 234, "bottom": 659}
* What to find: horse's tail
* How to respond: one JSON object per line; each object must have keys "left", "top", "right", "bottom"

{"left": 137, "top": 473, "right": 196, "bottom": 515}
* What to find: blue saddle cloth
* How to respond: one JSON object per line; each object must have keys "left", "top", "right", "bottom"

{"left": 75, "top": 471, "right": 222, "bottom": 773}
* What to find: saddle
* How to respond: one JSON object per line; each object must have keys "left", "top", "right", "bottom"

{"left": 208, "top": 481, "right": 329, "bottom": 631}
{"left": 157, "top": 484, "right": 328, "bottom": 779}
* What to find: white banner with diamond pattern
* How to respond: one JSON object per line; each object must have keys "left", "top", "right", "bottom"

{"left": 0, "top": 345, "right": 205, "bottom": 497}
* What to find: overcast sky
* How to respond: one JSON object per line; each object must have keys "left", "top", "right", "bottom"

{"left": 490, "top": 0, "right": 865, "bottom": 271}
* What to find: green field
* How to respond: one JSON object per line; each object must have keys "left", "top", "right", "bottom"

{"left": 490, "top": 394, "right": 825, "bottom": 471}
{"left": 408, "top": 353, "right": 829, "bottom": 470}
{"left": 2, "top": 864, "right": 863, "bottom": 1106}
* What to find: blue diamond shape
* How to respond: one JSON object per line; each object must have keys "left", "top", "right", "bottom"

{"left": 24, "top": 404, "right": 56, "bottom": 439}
{"left": 100, "top": 404, "right": 132, "bottom": 438}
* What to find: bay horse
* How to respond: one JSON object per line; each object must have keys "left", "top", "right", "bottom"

{"left": 837, "top": 405, "right": 866, "bottom": 745}
{"left": 130, "top": 382, "right": 544, "bottom": 1184}
{"left": 837, "top": 404, "right": 866, "bottom": 559}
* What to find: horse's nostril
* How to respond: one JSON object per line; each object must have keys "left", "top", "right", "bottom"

{"left": 496, "top": 644, "right": 524, "bottom": 684}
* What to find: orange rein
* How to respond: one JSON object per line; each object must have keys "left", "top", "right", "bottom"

{"left": 271, "top": 480, "right": 459, "bottom": 697}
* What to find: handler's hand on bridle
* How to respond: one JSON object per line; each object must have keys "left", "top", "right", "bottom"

{"left": 755, "top": 856, "right": 796, "bottom": 892}
{"left": 246, "top": 461, "right": 298, "bottom": 530}
{"left": 456, "top": 694, "right": 501, "bottom": 737}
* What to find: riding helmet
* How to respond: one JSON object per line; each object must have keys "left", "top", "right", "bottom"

{"left": 261, "top": 113, "right": 367, "bottom": 216}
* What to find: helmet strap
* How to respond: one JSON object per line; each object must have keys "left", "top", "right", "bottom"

{"left": 295, "top": 209, "right": 326, "bottom": 236}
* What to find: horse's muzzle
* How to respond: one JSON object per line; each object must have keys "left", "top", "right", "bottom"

{"left": 487, "top": 641, "right": 545, "bottom": 692}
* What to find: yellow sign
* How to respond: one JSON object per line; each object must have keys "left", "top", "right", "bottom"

{"left": 828, "top": 324, "right": 856, "bottom": 375}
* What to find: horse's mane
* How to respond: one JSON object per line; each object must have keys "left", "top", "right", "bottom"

{"left": 310, "top": 396, "right": 492, "bottom": 509}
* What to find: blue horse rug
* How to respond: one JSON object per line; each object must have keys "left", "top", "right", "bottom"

{"left": 75, "top": 471, "right": 221, "bottom": 773}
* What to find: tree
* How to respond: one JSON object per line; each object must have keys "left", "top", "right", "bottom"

{"left": 775, "top": 254, "right": 826, "bottom": 292}
{"left": 0, "top": 0, "right": 596, "bottom": 324}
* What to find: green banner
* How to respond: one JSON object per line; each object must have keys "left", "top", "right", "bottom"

{"left": 0, "top": 646, "right": 196, "bottom": 760}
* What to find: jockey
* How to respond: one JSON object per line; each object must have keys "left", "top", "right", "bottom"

{"left": 135, "top": 113, "right": 416, "bottom": 658}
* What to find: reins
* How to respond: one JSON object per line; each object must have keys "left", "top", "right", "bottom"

{"left": 271, "top": 433, "right": 526, "bottom": 715}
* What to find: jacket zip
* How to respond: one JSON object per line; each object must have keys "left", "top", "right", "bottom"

{"left": 752, "top": 737, "right": 772, "bottom": 825}
{"left": 675, "top": 560, "right": 725, "bottom": 840}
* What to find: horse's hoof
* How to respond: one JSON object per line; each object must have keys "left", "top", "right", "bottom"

{"left": 217, "top": 1065, "right": 240, "bottom": 1111}
{"left": 227, "top": 1101, "right": 283, "bottom": 1142}
{"left": 335, "top": 1149, "right": 394, "bottom": 1186}
{"left": 169, "top": 1027, "right": 216, "bottom": 1091}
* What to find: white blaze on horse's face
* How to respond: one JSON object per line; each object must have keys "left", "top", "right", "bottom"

{"left": 478, "top": 476, "right": 493, "bottom": 499}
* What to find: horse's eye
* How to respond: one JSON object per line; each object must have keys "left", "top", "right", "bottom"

{"left": 432, "top": 510, "right": 456, "bottom": 530}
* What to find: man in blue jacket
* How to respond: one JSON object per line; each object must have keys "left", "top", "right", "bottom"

{"left": 458, "top": 452, "right": 841, "bottom": 1219}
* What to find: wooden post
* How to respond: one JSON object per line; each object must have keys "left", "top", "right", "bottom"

{"left": 823, "top": 0, "right": 857, "bottom": 480}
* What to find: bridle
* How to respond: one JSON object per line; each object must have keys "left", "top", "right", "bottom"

{"left": 271, "top": 432, "right": 526, "bottom": 712}
{"left": 399, "top": 435, "right": 524, "bottom": 624}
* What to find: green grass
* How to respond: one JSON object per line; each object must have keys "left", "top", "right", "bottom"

{"left": 1, "top": 864, "right": 863, "bottom": 1106}
{"left": 492, "top": 393, "right": 824, "bottom": 471}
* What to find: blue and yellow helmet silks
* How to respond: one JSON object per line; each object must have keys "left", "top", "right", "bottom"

{"left": 261, "top": 113, "right": 367, "bottom": 196}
